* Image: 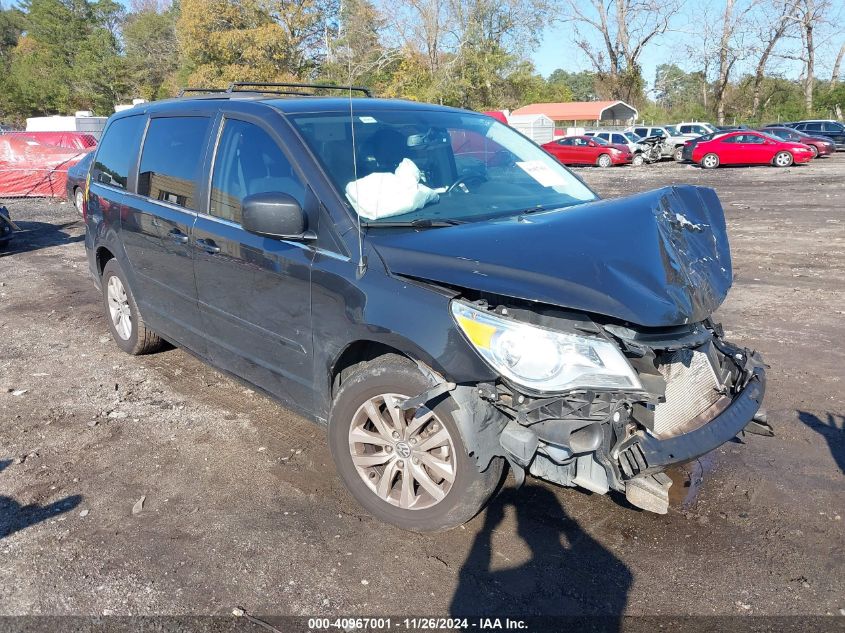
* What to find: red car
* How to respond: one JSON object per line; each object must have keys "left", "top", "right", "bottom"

{"left": 542, "top": 135, "right": 632, "bottom": 167}
{"left": 691, "top": 130, "right": 814, "bottom": 169}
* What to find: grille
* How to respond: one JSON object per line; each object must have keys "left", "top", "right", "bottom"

{"left": 652, "top": 348, "right": 722, "bottom": 439}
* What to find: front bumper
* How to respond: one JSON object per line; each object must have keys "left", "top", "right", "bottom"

{"left": 624, "top": 357, "right": 765, "bottom": 471}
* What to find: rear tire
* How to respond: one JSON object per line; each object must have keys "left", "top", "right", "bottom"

{"left": 329, "top": 355, "right": 502, "bottom": 532}
{"left": 774, "top": 151, "right": 793, "bottom": 167}
{"left": 101, "top": 259, "right": 164, "bottom": 355}
{"left": 673, "top": 146, "right": 684, "bottom": 161}
{"left": 597, "top": 153, "right": 612, "bottom": 168}
{"left": 701, "top": 153, "right": 720, "bottom": 169}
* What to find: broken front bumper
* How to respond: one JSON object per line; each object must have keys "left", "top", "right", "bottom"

{"left": 617, "top": 356, "right": 765, "bottom": 474}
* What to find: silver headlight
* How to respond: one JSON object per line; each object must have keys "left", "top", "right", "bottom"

{"left": 451, "top": 300, "right": 643, "bottom": 393}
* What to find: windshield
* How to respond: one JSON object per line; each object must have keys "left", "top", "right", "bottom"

{"left": 288, "top": 109, "right": 596, "bottom": 224}
{"left": 624, "top": 132, "right": 641, "bottom": 142}
{"left": 664, "top": 125, "right": 679, "bottom": 135}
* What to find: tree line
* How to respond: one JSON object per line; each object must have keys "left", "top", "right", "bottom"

{"left": 0, "top": 0, "right": 842, "bottom": 126}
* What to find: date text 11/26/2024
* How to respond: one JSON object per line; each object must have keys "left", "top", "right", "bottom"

{"left": 307, "top": 617, "right": 530, "bottom": 630}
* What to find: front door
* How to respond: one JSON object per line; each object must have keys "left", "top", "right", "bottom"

{"left": 193, "top": 116, "right": 315, "bottom": 414}
{"left": 122, "top": 115, "right": 212, "bottom": 351}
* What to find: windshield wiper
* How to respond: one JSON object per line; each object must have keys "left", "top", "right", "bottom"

{"left": 516, "top": 203, "right": 571, "bottom": 216}
{"left": 363, "top": 218, "right": 465, "bottom": 228}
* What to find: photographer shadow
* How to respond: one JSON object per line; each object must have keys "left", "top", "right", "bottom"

{"left": 451, "top": 484, "right": 630, "bottom": 626}
{"left": 797, "top": 411, "right": 845, "bottom": 474}
{"left": 0, "top": 459, "right": 82, "bottom": 540}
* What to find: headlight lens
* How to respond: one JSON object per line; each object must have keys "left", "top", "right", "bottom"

{"left": 451, "top": 301, "right": 643, "bottom": 393}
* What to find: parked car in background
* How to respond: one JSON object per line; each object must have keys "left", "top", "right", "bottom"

{"left": 790, "top": 120, "right": 845, "bottom": 150}
{"left": 626, "top": 125, "right": 694, "bottom": 161}
{"left": 677, "top": 122, "right": 719, "bottom": 136}
{"left": 543, "top": 135, "right": 633, "bottom": 167}
{"left": 65, "top": 151, "right": 95, "bottom": 214}
{"left": 584, "top": 130, "right": 646, "bottom": 165}
{"left": 759, "top": 127, "right": 835, "bottom": 158}
{"left": 690, "top": 130, "right": 814, "bottom": 168}
{"left": 2, "top": 131, "right": 97, "bottom": 150}
{"left": 86, "top": 85, "right": 766, "bottom": 527}
{"left": 716, "top": 124, "right": 749, "bottom": 131}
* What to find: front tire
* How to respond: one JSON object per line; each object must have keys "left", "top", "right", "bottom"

{"left": 809, "top": 144, "right": 819, "bottom": 158}
{"left": 74, "top": 188, "right": 84, "bottom": 215}
{"left": 597, "top": 153, "right": 612, "bottom": 168}
{"left": 774, "top": 151, "right": 793, "bottom": 167}
{"left": 101, "top": 259, "right": 164, "bottom": 355}
{"left": 329, "top": 355, "right": 502, "bottom": 532}
{"left": 632, "top": 153, "right": 644, "bottom": 166}
{"left": 673, "top": 146, "right": 684, "bottom": 161}
{"left": 701, "top": 153, "right": 720, "bottom": 169}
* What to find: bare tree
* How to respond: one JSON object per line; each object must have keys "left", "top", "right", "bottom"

{"left": 712, "top": 0, "right": 762, "bottom": 124}
{"left": 832, "top": 41, "right": 844, "bottom": 85}
{"left": 788, "top": 0, "right": 832, "bottom": 113}
{"left": 750, "top": 0, "right": 798, "bottom": 119}
{"left": 558, "top": 0, "right": 682, "bottom": 102}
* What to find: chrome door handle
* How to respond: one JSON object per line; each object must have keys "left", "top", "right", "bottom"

{"left": 195, "top": 238, "right": 221, "bottom": 254}
{"left": 168, "top": 229, "right": 189, "bottom": 244}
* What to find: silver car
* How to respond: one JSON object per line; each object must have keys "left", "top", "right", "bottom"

{"left": 584, "top": 130, "right": 647, "bottom": 165}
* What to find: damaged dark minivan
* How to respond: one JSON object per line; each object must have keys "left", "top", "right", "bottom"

{"left": 84, "top": 84, "right": 765, "bottom": 531}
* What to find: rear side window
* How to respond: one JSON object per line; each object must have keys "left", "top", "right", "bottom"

{"left": 209, "top": 119, "right": 305, "bottom": 224}
{"left": 612, "top": 134, "right": 626, "bottom": 144}
{"left": 92, "top": 116, "right": 146, "bottom": 190}
{"left": 138, "top": 117, "right": 211, "bottom": 210}
{"left": 804, "top": 123, "right": 822, "bottom": 131}
{"left": 823, "top": 123, "right": 843, "bottom": 133}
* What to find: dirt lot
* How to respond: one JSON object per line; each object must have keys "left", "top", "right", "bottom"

{"left": 1, "top": 155, "right": 844, "bottom": 622}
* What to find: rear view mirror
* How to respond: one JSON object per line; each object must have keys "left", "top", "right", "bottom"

{"left": 242, "top": 192, "right": 313, "bottom": 240}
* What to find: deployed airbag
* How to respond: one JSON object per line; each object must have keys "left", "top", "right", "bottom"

{"left": 345, "top": 158, "right": 440, "bottom": 220}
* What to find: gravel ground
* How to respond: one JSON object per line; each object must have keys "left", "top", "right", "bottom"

{"left": 0, "top": 155, "right": 843, "bottom": 621}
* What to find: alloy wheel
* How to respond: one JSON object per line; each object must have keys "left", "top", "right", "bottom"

{"left": 75, "top": 189, "right": 84, "bottom": 214}
{"left": 775, "top": 151, "right": 793, "bottom": 167}
{"left": 598, "top": 154, "right": 611, "bottom": 168}
{"left": 107, "top": 275, "right": 132, "bottom": 340}
{"left": 348, "top": 393, "right": 456, "bottom": 510}
{"left": 702, "top": 154, "right": 719, "bottom": 168}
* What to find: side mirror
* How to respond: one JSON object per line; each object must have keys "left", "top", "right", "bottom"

{"left": 588, "top": 141, "right": 597, "bottom": 147}
{"left": 242, "top": 192, "right": 313, "bottom": 240}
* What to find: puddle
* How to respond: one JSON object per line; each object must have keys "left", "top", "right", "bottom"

{"left": 667, "top": 452, "right": 718, "bottom": 509}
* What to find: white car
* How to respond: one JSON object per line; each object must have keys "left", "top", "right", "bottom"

{"left": 627, "top": 125, "right": 699, "bottom": 161}
{"left": 584, "top": 130, "right": 647, "bottom": 165}
{"left": 676, "top": 122, "right": 719, "bottom": 136}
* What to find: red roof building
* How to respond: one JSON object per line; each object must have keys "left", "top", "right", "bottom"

{"left": 512, "top": 101, "right": 638, "bottom": 125}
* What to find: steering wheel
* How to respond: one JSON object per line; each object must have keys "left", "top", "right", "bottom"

{"left": 446, "top": 172, "right": 487, "bottom": 194}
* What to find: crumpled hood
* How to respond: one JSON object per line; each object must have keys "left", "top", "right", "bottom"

{"left": 369, "top": 185, "right": 732, "bottom": 327}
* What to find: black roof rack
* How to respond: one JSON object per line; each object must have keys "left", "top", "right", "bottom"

{"left": 226, "top": 82, "right": 373, "bottom": 98}
{"left": 176, "top": 87, "right": 228, "bottom": 97}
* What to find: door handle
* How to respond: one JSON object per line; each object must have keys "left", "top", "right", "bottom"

{"left": 195, "top": 238, "right": 221, "bottom": 254}
{"left": 168, "top": 229, "right": 189, "bottom": 244}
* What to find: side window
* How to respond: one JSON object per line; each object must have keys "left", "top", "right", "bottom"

{"left": 138, "top": 117, "right": 210, "bottom": 210}
{"left": 805, "top": 123, "right": 822, "bottom": 131}
{"left": 652, "top": 129, "right": 665, "bottom": 138}
{"left": 679, "top": 125, "right": 691, "bottom": 134}
{"left": 210, "top": 119, "right": 305, "bottom": 224}
{"left": 612, "top": 134, "right": 626, "bottom": 144}
{"left": 92, "top": 116, "right": 146, "bottom": 190}
{"left": 557, "top": 138, "right": 573, "bottom": 145}
{"left": 744, "top": 134, "right": 764, "bottom": 144}
{"left": 823, "top": 123, "right": 844, "bottom": 133}
{"left": 597, "top": 133, "right": 610, "bottom": 141}
{"left": 721, "top": 135, "right": 739, "bottom": 143}
{"left": 634, "top": 128, "right": 647, "bottom": 137}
